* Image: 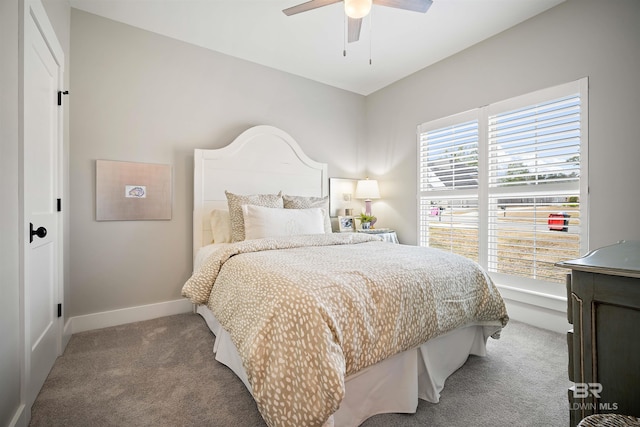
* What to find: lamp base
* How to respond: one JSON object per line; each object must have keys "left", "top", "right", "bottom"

{"left": 364, "top": 200, "right": 372, "bottom": 216}
{"left": 364, "top": 199, "right": 377, "bottom": 229}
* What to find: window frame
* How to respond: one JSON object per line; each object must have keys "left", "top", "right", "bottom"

{"left": 417, "top": 78, "right": 589, "bottom": 293}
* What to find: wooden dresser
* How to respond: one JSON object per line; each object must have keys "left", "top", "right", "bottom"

{"left": 557, "top": 240, "right": 640, "bottom": 426}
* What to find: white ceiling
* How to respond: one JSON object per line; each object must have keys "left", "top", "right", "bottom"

{"left": 69, "top": 0, "right": 565, "bottom": 95}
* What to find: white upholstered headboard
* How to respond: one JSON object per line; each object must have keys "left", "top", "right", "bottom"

{"left": 193, "top": 125, "right": 328, "bottom": 255}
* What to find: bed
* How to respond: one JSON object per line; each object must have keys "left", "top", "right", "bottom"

{"left": 182, "top": 125, "right": 509, "bottom": 427}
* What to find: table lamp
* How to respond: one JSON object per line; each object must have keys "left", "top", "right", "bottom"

{"left": 355, "top": 177, "right": 380, "bottom": 221}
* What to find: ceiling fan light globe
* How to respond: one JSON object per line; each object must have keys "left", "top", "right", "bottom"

{"left": 344, "top": 0, "right": 372, "bottom": 19}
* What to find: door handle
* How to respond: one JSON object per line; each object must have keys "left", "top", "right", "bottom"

{"left": 30, "top": 223, "right": 47, "bottom": 243}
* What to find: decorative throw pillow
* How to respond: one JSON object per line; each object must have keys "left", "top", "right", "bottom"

{"left": 242, "top": 205, "right": 325, "bottom": 240}
{"left": 209, "top": 209, "right": 232, "bottom": 243}
{"left": 283, "top": 194, "right": 332, "bottom": 233}
{"left": 225, "top": 191, "right": 283, "bottom": 242}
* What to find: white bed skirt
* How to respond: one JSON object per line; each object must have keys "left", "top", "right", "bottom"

{"left": 196, "top": 304, "right": 500, "bottom": 427}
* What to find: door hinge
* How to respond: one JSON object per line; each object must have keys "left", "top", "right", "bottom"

{"left": 57, "top": 198, "right": 62, "bottom": 212}
{"left": 57, "top": 90, "right": 69, "bottom": 106}
{"left": 57, "top": 303, "right": 62, "bottom": 318}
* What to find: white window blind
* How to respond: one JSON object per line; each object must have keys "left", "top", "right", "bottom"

{"left": 419, "top": 119, "right": 479, "bottom": 192}
{"left": 419, "top": 113, "right": 480, "bottom": 262}
{"left": 487, "top": 94, "right": 582, "bottom": 282}
{"left": 417, "top": 79, "right": 588, "bottom": 285}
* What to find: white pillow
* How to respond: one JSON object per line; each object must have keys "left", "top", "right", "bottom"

{"left": 242, "top": 205, "right": 326, "bottom": 240}
{"left": 225, "top": 191, "right": 283, "bottom": 242}
{"left": 282, "top": 194, "right": 332, "bottom": 234}
{"left": 209, "top": 209, "right": 232, "bottom": 243}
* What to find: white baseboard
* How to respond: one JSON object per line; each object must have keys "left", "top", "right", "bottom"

{"left": 69, "top": 299, "right": 193, "bottom": 334}
{"left": 503, "top": 298, "right": 571, "bottom": 334}
{"left": 494, "top": 282, "right": 570, "bottom": 333}
{"left": 8, "top": 403, "right": 26, "bottom": 427}
{"left": 495, "top": 284, "right": 570, "bottom": 333}
{"left": 62, "top": 318, "right": 73, "bottom": 349}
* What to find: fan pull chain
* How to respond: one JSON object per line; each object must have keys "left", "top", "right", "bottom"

{"left": 343, "top": 13, "right": 347, "bottom": 57}
{"left": 369, "top": 8, "right": 373, "bottom": 65}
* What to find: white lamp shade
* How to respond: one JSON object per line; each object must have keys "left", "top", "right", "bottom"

{"left": 344, "top": 0, "right": 373, "bottom": 19}
{"left": 355, "top": 178, "right": 380, "bottom": 200}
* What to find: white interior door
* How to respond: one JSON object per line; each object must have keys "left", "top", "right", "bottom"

{"left": 23, "top": 0, "right": 64, "bottom": 408}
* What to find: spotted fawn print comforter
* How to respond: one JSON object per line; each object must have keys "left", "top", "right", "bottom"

{"left": 182, "top": 233, "right": 508, "bottom": 427}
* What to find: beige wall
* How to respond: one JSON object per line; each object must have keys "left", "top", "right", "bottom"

{"left": 365, "top": 0, "right": 640, "bottom": 249}
{"left": 69, "top": 10, "right": 366, "bottom": 317}
{"left": 69, "top": 0, "right": 640, "bottom": 318}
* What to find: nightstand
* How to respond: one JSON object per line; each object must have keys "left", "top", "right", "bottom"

{"left": 356, "top": 229, "right": 399, "bottom": 244}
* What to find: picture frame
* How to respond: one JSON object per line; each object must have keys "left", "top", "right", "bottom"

{"left": 338, "top": 215, "right": 356, "bottom": 232}
{"left": 96, "top": 160, "right": 172, "bottom": 221}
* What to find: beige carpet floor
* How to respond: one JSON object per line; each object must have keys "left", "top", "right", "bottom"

{"left": 29, "top": 313, "right": 569, "bottom": 427}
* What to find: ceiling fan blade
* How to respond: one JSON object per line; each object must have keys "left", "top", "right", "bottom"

{"left": 283, "top": 0, "right": 342, "bottom": 16}
{"left": 373, "top": 0, "right": 432, "bottom": 13}
{"left": 347, "top": 17, "right": 362, "bottom": 43}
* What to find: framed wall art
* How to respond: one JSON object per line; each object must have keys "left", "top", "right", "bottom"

{"left": 96, "top": 160, "right": 172, "bottom": 221}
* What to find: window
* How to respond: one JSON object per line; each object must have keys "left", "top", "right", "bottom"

{"left": 418, "top": 114, "right": 480, "bottom": 262}
{"left": 418, "top": 79, "right": 588, "bottom": 285}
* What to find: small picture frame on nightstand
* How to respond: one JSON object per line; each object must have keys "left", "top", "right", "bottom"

{"left": 338, "top": 215, "right": 355, "bottom": 232}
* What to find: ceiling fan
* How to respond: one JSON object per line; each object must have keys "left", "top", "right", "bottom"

{"left": 283, "top": 0, "right": 433, "bottom": 43}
